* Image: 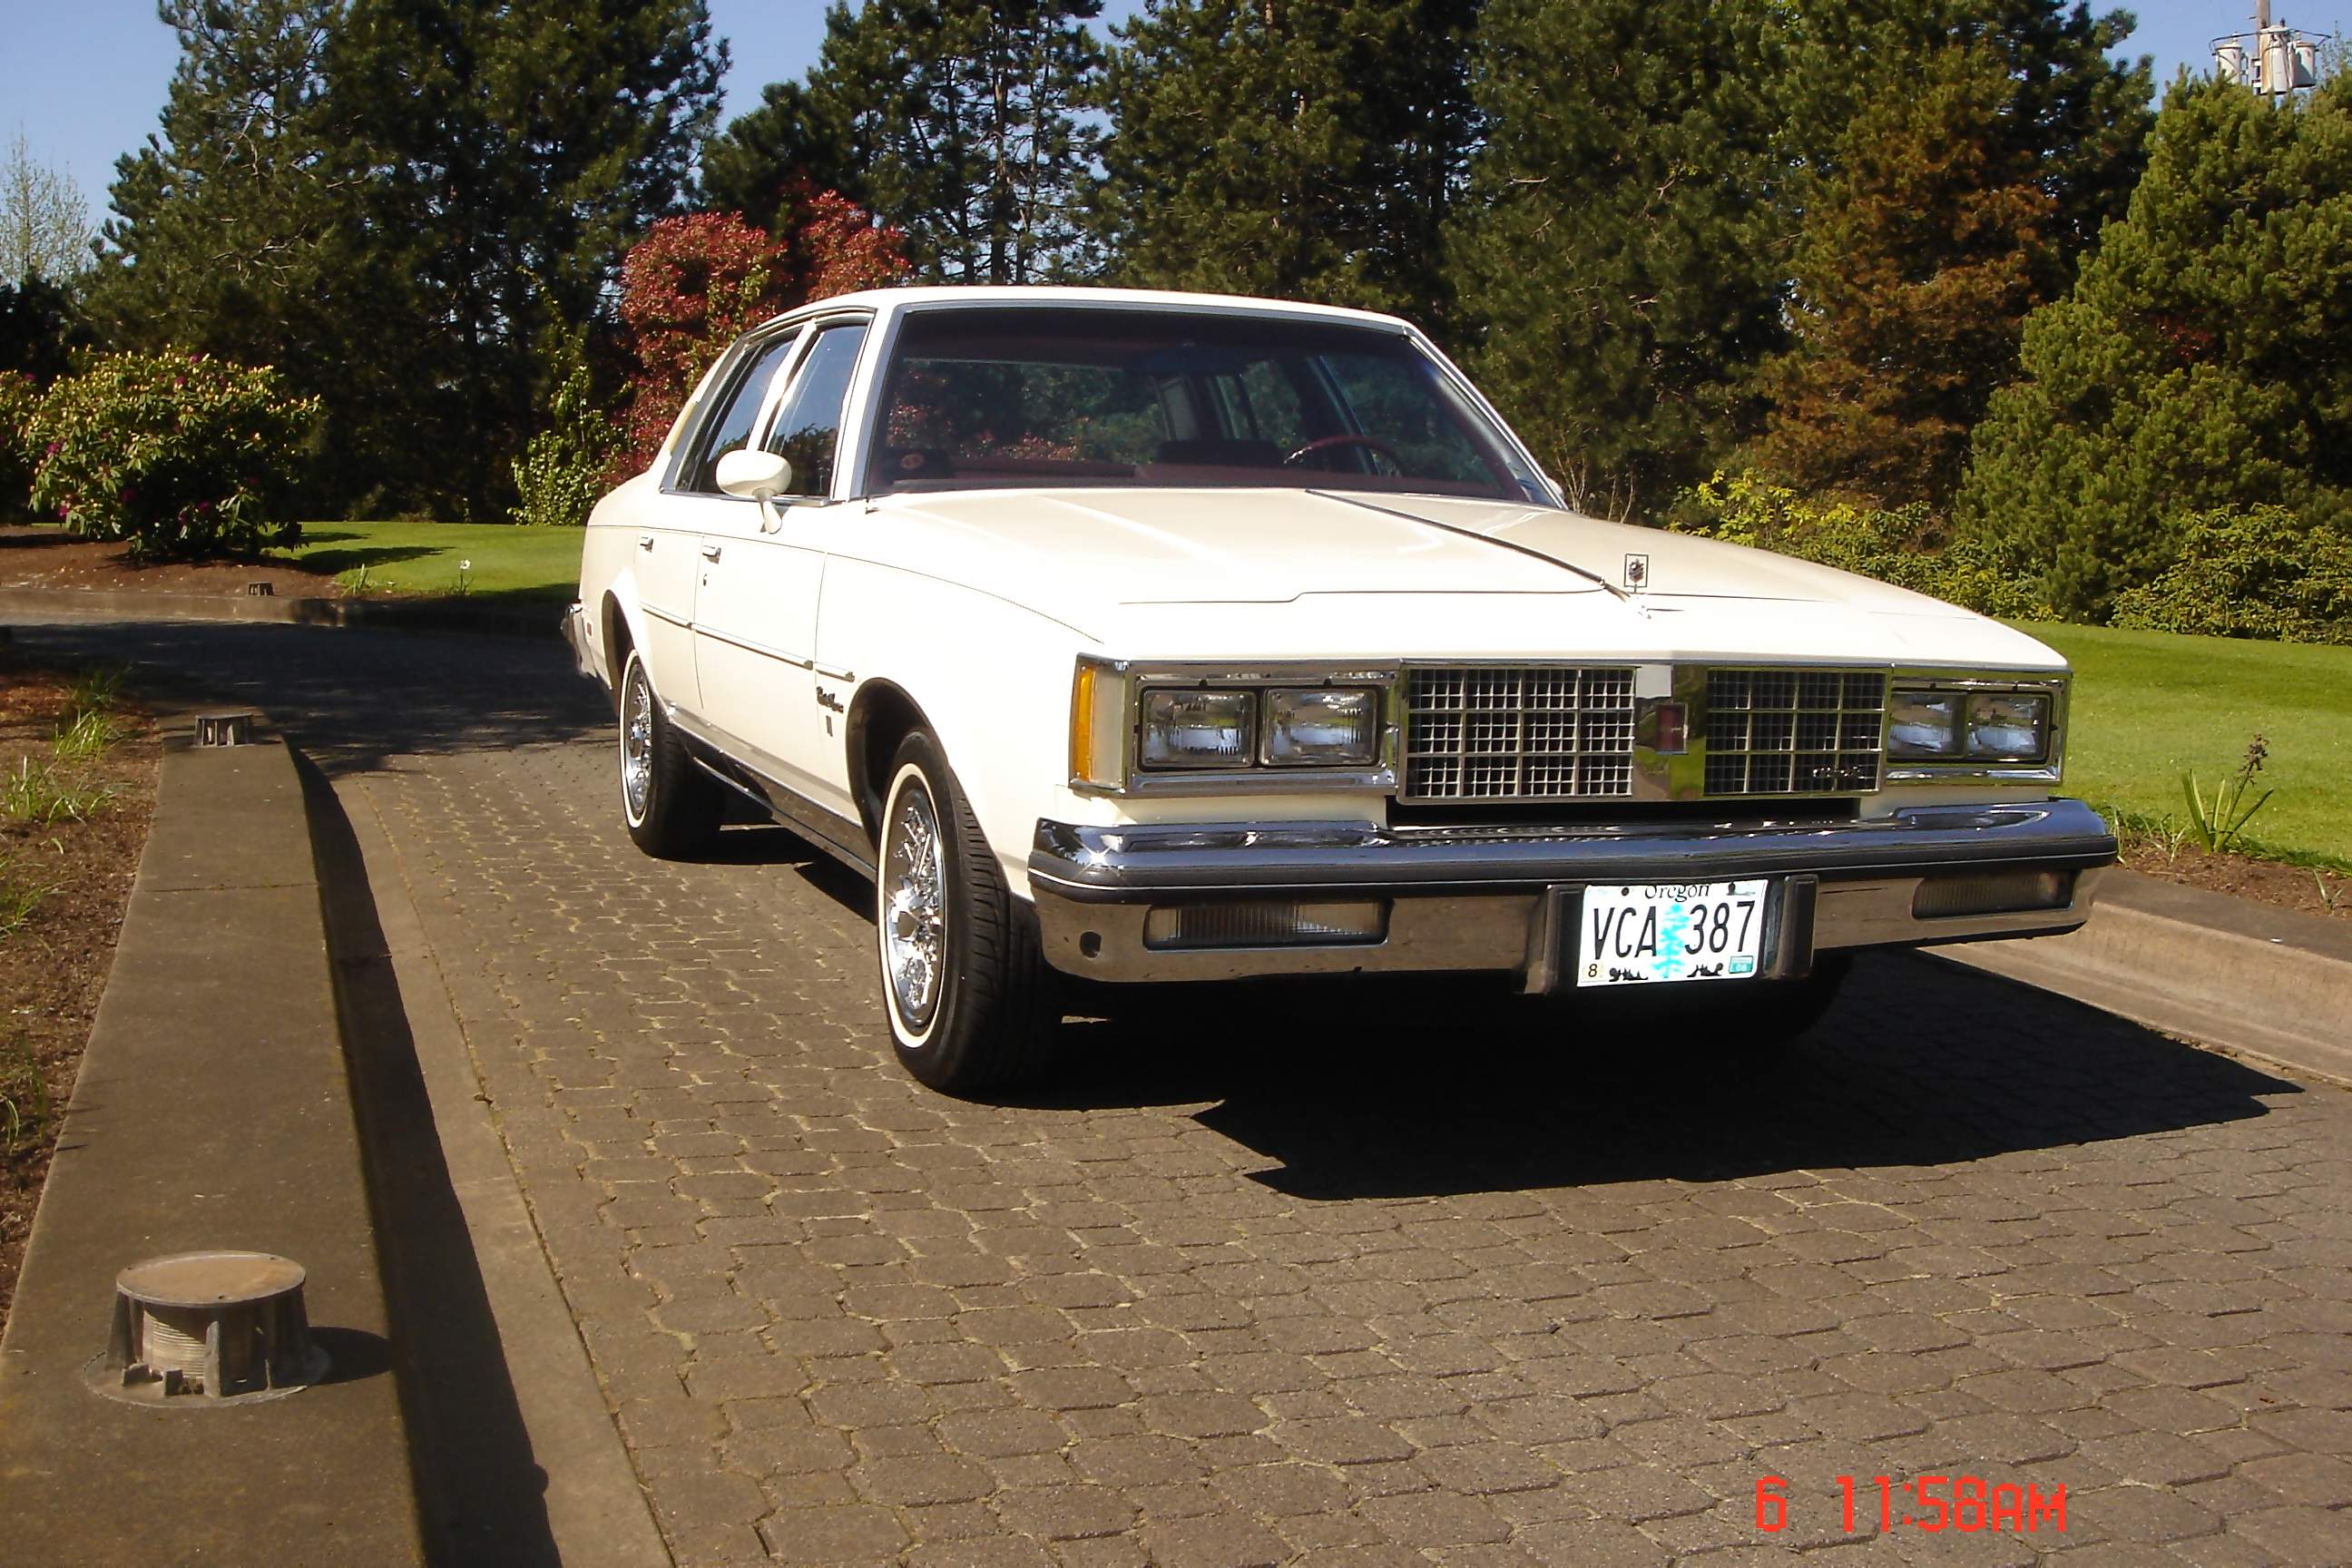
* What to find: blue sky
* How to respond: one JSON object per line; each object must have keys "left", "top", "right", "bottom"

{"left": 0, "top": 0, "right": 2332, "bottom": 226}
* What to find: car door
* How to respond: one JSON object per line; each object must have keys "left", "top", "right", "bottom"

{"left": 693, "top": 318, "right": 870, "bottom": 817}
{"left": 643, "top": 328, "right": 802, "bottom": 715}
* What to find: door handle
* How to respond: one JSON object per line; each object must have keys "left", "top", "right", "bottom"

{"left": 636, "top": 534, "right": 654, "bottom": 551}
{"left": 701, "top": 544, "right": 722, "bottom": 562}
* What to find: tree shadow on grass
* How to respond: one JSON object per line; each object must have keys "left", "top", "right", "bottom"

{"left": 285, "top": 542, "right": 441, "bottom": 577}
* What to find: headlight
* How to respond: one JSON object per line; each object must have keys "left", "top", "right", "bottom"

{"left": 1887, "top": 685, "right": 2054, "bottom": 763}
{"left": 1263, "top": 688, "right": 1380, "bottom": 766}
{"left": 1965, "top": 691, "right": 2050, "bottom": 761}
{"left": 1140, "top": 689, "right": 1254, "bottom": 769}
{"left": 1887, "top": 691, "right": 1963, "bottom": 759}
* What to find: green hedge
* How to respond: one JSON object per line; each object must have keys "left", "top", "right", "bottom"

{"left": 2111, "top": 506, "right": 2352, "bottom": 645}
{"left": 1673, "top": 473, "right": 2046, "bottom": 619}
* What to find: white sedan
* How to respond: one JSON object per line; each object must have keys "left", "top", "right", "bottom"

{"left": 567, "top": 286, "right": 2114, "bottom": 1093}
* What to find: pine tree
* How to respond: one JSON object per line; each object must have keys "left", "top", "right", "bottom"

{"left": 698, "top": 80, "right": 858, "bottom": 232}
{"left": 1740, "top": 0, "right": 2151, "bottom": 512}
{"left": 1748, "top": 40, "right": 2059, "bottom": 508}
{"left": 334, "top": 0, "right": 724, "bottom": 514}
{"left": 94, "top": 1, "right": 350, "bottom": 340}
{"left": 87, "top": 0, "right": 390, "bottom": 501}
{"left": 1092, "top": 0, "right": 1480, "bottom": 323}
{"left": 706, "top": 2, "right": 1105, "bottom": 283}
{"left": 1779, "top": 0, "right": 2152, "bottom": 289}
{"left": 1957, "top": 74, "right": 2352, "bottom": 619}
{"left": 1450, "top": 0, "right": 1786, "bottom": 520}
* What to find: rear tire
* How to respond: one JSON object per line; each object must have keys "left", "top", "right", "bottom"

{"left": 876, "top": 730, "right": 1059, "bottom": 1094}
{"left": 619, "top": 648, "right": 721, "bottom": 858}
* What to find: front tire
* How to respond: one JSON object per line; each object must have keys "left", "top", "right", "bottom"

{"left": 619, "top": 649, "right": 721, "bottom": 858}
{"left": 876, "top": 731, "right": 1058, "bottom": 1093}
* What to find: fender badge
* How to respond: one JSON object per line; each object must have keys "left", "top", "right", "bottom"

{"left": 1623, "top": 553, "right": 1650, "bottom": 592}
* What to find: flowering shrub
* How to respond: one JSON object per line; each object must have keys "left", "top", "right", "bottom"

{"left": 614, "top": 212, "right": 787, "bottom": 478}
{"left": 0, "top": 371, "right": 37, "bottom": 519}
{"left": 2112, "top": 507, "right": 2352, "bottom": 645}
{"left": 787, "top": 188, "right": 915, "bottom": 306}
{"left": 28, "top": 353, "right": 318, "bottom": 558}
{"left": 1676, "top": 472, "right": 2045, "bottom": 621}
{"left": 612, "top": 192, "right": 908, "bottom": 480}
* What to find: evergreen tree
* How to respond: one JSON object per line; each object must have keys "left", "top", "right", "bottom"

{"left": 88, "top": 0, "right": 386, "bottom": 501}
{"left": 1093, "top": 0, "right": 1480, "bottom": 322}
{"left": 333, "top": 0, "right": 724, "bottom": 514}
{"left": 0, "top": 277, "right": 92, "bottom": 385}
{"left": 1742, "top": 1, "right": 2151, "bottom": 514}
{"left": 1779, "top": 0, "right": 2152, "bottom": 290}
{"left": 1450, "top": 0, "right": 1785, "bottom": 519}
{"left": 1748, "top": 40, "right": 2060, "bottom": 508}
{"left": 707, "top": 2, "right": 1104, "bottom": 283}
{"left": 1957, "top": 74, "right": 2352, "bottom": 619}
{"left": 699, "top": 80, "right": 858, "bottom": 231}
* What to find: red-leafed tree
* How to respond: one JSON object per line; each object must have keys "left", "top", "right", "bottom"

{"left": 612, "top": 190, "right": 907, "bottom": 476}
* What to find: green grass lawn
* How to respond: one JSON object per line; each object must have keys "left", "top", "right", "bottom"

{"left": 280, "top": 520, "right": 583, "bottom": 604}
{"left": 2024, "top": 621, "right": 2352, "bottom": 867}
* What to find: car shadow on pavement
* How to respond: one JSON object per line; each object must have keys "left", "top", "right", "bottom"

{"left": 1023, "top": 953, "right": 2304, "bottom": 1200}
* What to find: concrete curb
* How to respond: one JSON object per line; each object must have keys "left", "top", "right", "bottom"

{"left": 0, "top": 584, "right": 563, "bottom": 640}
{"left": 1946, "top": 867, "right": 2352, "bottom": 1086}
{"left": 0, "top": 727, "right": 424, "bottom": 1564}
{"left": 315, "top": 764, "right": 671, "bottom": 1568}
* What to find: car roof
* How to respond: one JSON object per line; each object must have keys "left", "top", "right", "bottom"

{"left": 758, "top": 284, "right": 1419, "bottom": 337}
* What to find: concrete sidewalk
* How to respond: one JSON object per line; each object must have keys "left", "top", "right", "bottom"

{"left": 0, "top": 730, "right": 422, "bottom": 1564}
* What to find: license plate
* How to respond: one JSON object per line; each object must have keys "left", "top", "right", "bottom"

{"left": 1576, "top": 880, "right": 1769, "bottom": 987}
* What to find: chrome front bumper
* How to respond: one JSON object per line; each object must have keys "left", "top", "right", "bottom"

{"left": 1027, "top": 799, "right": 2117, "bottom": 989}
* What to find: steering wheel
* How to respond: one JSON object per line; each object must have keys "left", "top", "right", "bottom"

{"left": 1281, "top": 433, "right": 1406, "bottom": 474}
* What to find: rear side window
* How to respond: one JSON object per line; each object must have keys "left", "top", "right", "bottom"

{"left": 762, "top": 323, "right": 868, "bottom": 496}
{"left": 679, "top": 333, "right": 799, "bottom": 494}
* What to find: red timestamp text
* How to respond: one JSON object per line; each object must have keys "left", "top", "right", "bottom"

{"left": 1753, "top": 1475, "right": 2067, "bottom": 1534}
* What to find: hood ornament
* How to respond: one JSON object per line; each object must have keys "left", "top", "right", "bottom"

{"left": 1623, "top": 554, "right": 1650, "bottom": 593}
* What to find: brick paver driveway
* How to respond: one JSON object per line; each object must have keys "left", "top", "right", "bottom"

{"left": 28, "top": 622, "right": 2352, "bottom": 1566}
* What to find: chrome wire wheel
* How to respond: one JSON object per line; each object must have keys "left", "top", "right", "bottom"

{"left": 882, "top": 776, "right": 947, "bottom": 1034}
{"left": 621, "top": 659, "right": 654, "bottom": 825}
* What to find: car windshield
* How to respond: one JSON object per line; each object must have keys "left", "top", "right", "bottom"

{"left": 863, "top": 307, "right": 1553, "bottom": 504}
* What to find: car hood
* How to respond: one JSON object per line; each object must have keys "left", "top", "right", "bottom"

{"left": 849, "top": 487, "right": 2063, "bottom": 670}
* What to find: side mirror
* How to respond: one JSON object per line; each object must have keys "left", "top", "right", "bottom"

{"left": 715, "top": 447, "right": 791, "bottom": 502}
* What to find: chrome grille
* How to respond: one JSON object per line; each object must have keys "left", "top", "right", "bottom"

{"left": 1705, "top": 669, "right": 1886, "bottom": 795}
{"left": 1403, "top": 666, "right": 1636, "bottom": 801}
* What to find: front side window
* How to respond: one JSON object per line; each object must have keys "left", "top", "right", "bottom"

{"left": 679, "top": 332, "right": 800, "bottom": 494}
{"left": 863, "top": 308, "right": 1553, "bottom": 504}
{"left": 762, "top": 322, "right": 868, "bottom": 496}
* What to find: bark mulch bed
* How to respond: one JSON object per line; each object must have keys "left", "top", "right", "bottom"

{"left": 2119, "top": 837, "right": 2351, "bottom": 924}
{"left": 0, "top": 524, "right": 341, "bottom": 599}
{"left": 0, "top": 654, "right": 160, "bottom": 1334}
